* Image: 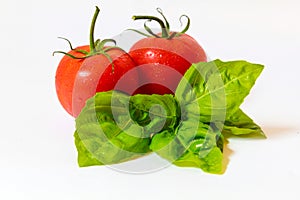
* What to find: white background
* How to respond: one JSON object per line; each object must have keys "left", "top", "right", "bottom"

{"left": 1, "top": 0, "right": 300, "bottom": 199}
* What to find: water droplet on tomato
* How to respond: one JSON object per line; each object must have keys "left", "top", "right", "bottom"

{"left": 78, "top": 70, "right": 91, "bottom": 77}
{"left": 146, "top": 50, "right": 154, "bottom": 58}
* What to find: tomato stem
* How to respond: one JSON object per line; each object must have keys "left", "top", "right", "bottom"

{"left": 144, "top": 21, "right": 160, "bottom": 38}
{"left": 132, "top": 15, "right": 168, "bottom": 38}
{"left": 179, "top": 15, "right": 190, "bottom": 34}
{"left": 57, "top": 37, "right": 74, "bottom": 50}
{"left": 53, "top": 5, "right": 126, "bottom": 70}
{"left": 52, "top": 51, "right": 85, "bottom": 59}
{"left": 156, "top": 8, "right": 170, "bottom": 32}
{"left": 89, "top": 6, "right": 100, "bottom": 52}
{"left": 131, "top": 8, "right": 191, "bottom": 40}
{"left": 168, "top": 15, "right": 190, "bottom": 39}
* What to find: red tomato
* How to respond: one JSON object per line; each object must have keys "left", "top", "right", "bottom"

{"left": 129, "top": 10, "right": 207, "bottom": 95}
{"left": 55, "top": 45, "right": 90, "bottom": 116}
{"left": 55, "top": 47, "right": 138, "bottom": 117}
{"left": 71, "top": 48, "right": 138, "bottom": 117}
{"left": 54, "top": 6, "right": 139, "bottom": 117}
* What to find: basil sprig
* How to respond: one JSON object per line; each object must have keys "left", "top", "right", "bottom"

{"left": 74, "top": 59, "right": 264, "bottom": 174}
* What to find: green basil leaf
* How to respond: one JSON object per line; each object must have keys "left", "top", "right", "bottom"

{"left": 222, "top": 108, "right": 266, "bottom": 138}
{"left": 129, "top": 94, "right": 179, "bottom": 134}
{"left": 175, "top": 59, "right": 264, "bottom": 123}
{"left": 74, "top": 129, "right": 103, "bottom": 167}
{"left": 150, "top": 121, "right": 224, "bottom": 174}
{"left": 74, "top": 91, "right": 180, "bottom": 167}
{"left": 173, "top": 146, "right": 223, "bottom": 174}
{"left": 74, "top": 91, "right": 152, "bottom": 167}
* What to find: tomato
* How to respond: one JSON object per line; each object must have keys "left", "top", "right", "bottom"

{"left": 54, "top": 6, "right": 139, "bottom": 117}
{"left": 71, "top": 48, "right": 138, "bottom": 117}
{"left": 55, "top": 47, "right": 138, "bottom": 117}
{"left": 55, "top": 45, "right": 90, "bottom": 116}
{"left": 129, "top": 9, "right": 207, "bottom": 95}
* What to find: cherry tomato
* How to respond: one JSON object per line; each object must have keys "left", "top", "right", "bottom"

{"left": 129, "top": 9, "right": 207, "bottom": 95}
{"left": 71, "top": 48, "right": 138, "bottom": 117}
{"left": 55, "top": 45, "right": 90, "bottom": 116}
{"left": 54, "top": 6, "right": 138, "bottom": 117}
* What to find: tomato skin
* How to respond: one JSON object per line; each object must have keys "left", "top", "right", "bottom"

{"left": 129, "top": 33, "right": 207, "bottom": 95}
{"left": 72, "top": 48, "right": 139, "bottom": 117}
{"left": 55, "top": 45, "right": 90, "bottom": 116}
{"left": 55, "top": 47, "right": 139, "bottom": 117}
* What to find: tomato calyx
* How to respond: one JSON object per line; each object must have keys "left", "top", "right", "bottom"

{"left": 53, "top": 6, "right": 124, "bottom": 70}
{"left": 129, "top": 8, "right": 190, "bottom": 40}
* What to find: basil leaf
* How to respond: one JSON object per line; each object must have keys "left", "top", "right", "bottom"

{"left": 175, "top": 59, "right": 264, "bottom": 123}
{"left": 129, "top": 94, "right": 179, "bottom": 134}
{"left": 173, "top": 146, "right": 223, "bottom": 174}
{"left": 74, "top": 91, "right": 152, "bottom": 167}
{"left": 74, "top": 129, "right": 103, "bottom": 166}
{"left": 222, "top": 108, "right": 266, "bottom": 137}
{"left": 74, "top": 91, "right": 180, "bottom": 167}
{"left": 150, "top": 120, "right": 224, "bottom": 174}
{"left": 157, "top": 59, "right": 264, "bottom": 173}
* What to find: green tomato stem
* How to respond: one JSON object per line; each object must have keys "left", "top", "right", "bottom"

{"left": 179, "top": 15, "right": 190, "bottom": 34}
{"left": 132, "top": 15, "right": 168, "bottom": 38}
{"left": 89, "top": 6, "right": 100, "bottom": 52}
{"left": 156, "top": 8, "right": 170, "bottom": 32}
